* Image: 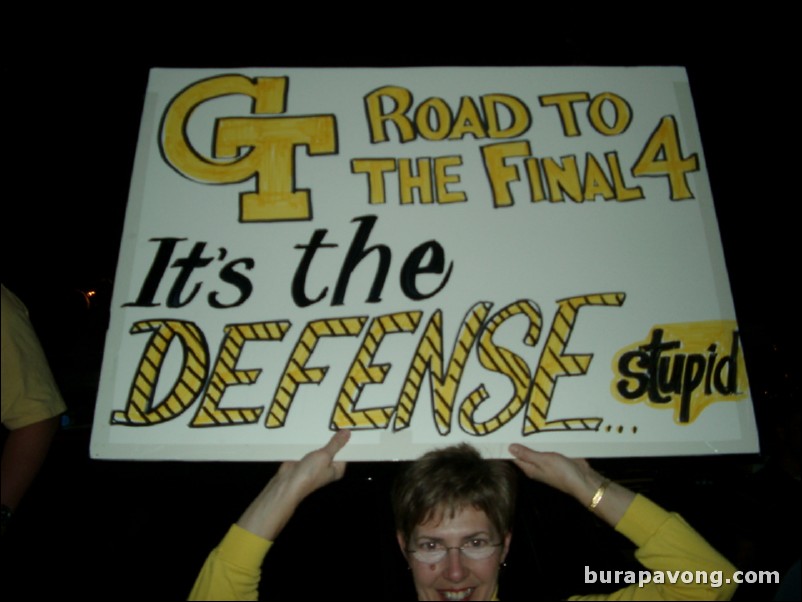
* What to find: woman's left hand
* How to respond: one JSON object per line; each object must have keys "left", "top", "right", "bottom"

{"left": 508, "top": 443, "right": 635, "bottom": 526}
{"left": 508, "top": 443, "right": 602, "bottom": 498}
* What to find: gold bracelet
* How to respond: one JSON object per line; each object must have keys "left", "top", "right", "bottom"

{"left": 588, "top": 479, "right": 611, "bottom": 511}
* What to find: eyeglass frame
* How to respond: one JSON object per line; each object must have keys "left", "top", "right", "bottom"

{"left": 406, "top": 540, "right": 505, "bottom": 564}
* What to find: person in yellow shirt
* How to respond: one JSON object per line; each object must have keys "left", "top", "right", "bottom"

{"left": 1, "top": 283, "right": 67, "bottom": 535}
{"left": 190, "top": 430, "right": 738, "bottom": 600}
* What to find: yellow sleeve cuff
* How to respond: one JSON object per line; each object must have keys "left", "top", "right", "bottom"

{"left": 614, "top": 494, "right": 671, "bottom": 546}
{"left": 217, "top": 524, "right": 273, "bottom": 571}
{"left": 188, "top": 525, "right": 273, "bottom": 601}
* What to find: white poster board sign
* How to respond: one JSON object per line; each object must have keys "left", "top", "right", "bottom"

{"left": 90, "top": 66, "right": 759, "bottom": 460}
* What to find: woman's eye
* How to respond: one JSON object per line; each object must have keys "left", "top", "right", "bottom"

{"left": 467, "top": 538, "right": 489, "bottom": 549}
{"left": 419, "top": 541, "right": 440, "bottom": 551}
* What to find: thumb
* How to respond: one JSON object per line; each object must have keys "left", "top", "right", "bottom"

{"left": 322, "top": 429, "right": 351, "bottom": 458}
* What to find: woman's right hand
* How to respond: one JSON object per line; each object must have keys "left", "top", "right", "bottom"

{"left": 237, "top": 430, "right": 350, "bottom": 540}
{"left": 275, "top": 429, "right": 350, "bottom": 500}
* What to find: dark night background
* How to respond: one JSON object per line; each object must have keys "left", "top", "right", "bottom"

{"left": 2, "top": 30, "right": 799, "bottom": 600}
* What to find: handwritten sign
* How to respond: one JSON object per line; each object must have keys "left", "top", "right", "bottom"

{"left": 89, "top": 67, "right": 759, "bottom": 460}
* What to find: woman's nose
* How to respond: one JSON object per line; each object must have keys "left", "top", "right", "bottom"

{"left": 444, "top": 548, "right": 469, "bottom": 582}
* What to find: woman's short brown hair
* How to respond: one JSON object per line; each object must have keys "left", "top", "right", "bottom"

{"left": 391, "top": 443, "right": 518, "bottom": 544}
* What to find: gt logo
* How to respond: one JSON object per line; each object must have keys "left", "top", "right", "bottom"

{"left": 160, "top": 75, "right": 337, "bottom": 222}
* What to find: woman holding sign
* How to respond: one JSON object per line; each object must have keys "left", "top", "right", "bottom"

{"left": 189, "top": 431, "right": 738, "bottom": 600}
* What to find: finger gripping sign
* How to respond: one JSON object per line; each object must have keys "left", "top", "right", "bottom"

{"left": 90, "top": 67, "right": 759, "bottom": 461}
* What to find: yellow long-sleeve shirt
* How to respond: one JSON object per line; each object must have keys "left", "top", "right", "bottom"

{"left": 189, "top": 495, "right": 738, "bottom": 601}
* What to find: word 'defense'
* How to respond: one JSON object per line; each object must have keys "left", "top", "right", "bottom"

{"left": 110, "top": 294, "right": 625, "bottom": 436}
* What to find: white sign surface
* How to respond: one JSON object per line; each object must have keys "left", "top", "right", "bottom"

{"left": 90, "top": 66, "right": 759, "bottom": 460}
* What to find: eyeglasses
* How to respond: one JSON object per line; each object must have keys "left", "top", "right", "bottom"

{"left": 407, "top": 539, "right": 504, "bottom": 563}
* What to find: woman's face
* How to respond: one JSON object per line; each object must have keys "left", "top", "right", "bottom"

{"left": 399, "top": 505, "right": 511, "bottom": 601}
